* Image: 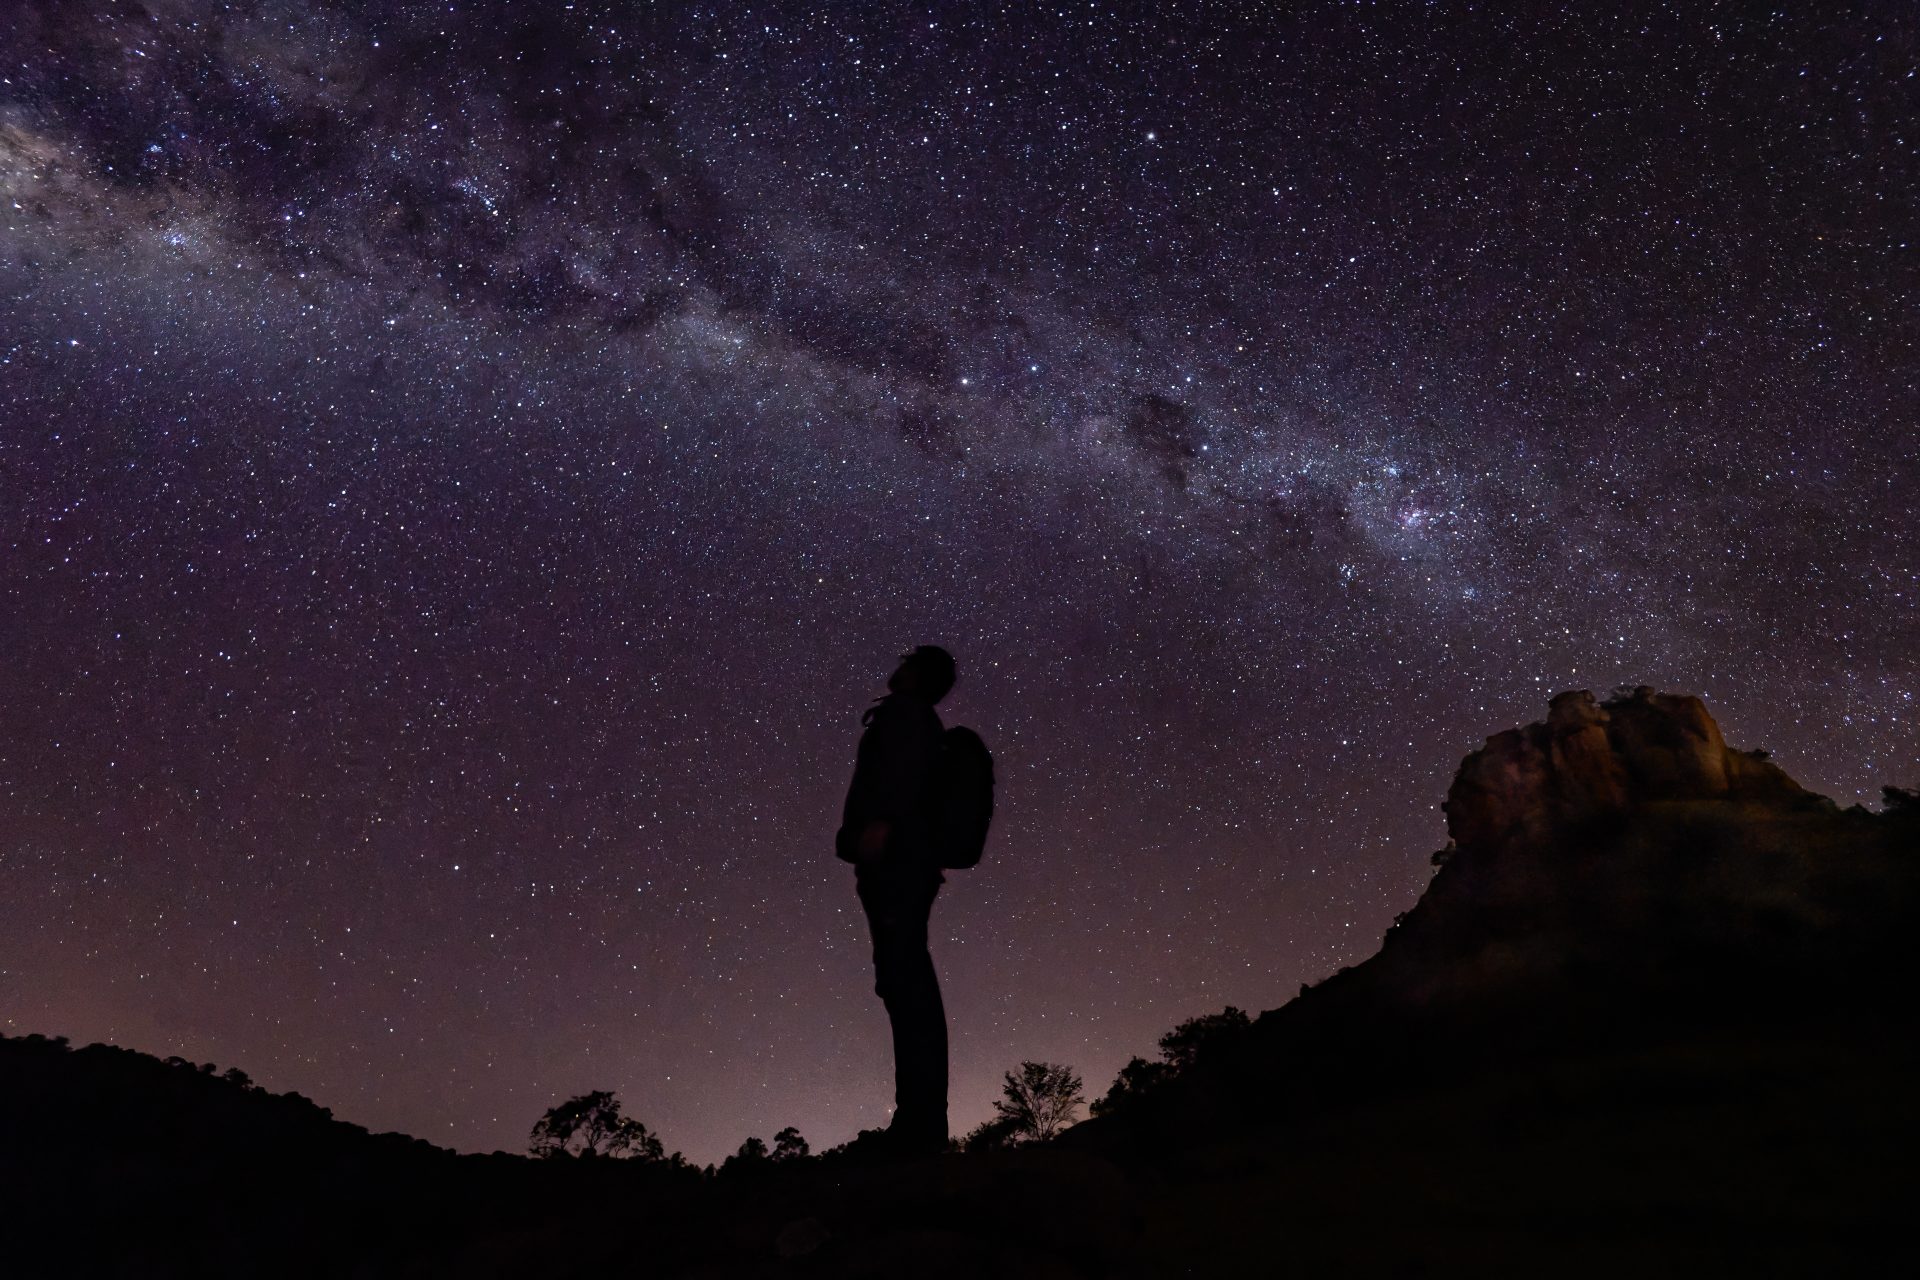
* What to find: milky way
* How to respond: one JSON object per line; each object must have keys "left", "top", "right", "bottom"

{"left": 2, "top": 1, "right": 1915, "bottom": 1161}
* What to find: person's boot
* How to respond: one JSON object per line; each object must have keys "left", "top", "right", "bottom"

{"left": 885, "top": 1107, "right": 949, "bottom": 1157}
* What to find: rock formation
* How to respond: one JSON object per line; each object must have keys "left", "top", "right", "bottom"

{"left": 1102, "top": 685, "right": 1918, "bottom": 1112}
{"left": 1336, "top": 688, "right": 1907, "bottom": 1029}
{"left": 1442, "top": 687, "right": 1803, "bottom": 851}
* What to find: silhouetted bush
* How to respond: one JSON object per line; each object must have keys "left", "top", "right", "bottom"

{"left": 1091, "top": 1007, "right": 1251, "bottom": 1115}
{"left": 716, "top": 1128, "right": 810, "bottom": 1176}
{"left": 718, "top": 1134, "right": 769, "bottom": 1177}
{"left": 1088, "top": 1056, "right": 1173, "bottom": 1117}
{"left": 960, "top": 1114, "right": 1021, "bottom": 1152}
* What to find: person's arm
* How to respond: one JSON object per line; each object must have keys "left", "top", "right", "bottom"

{"left": 857, "top": 818, "right": 892, "bottom": 860}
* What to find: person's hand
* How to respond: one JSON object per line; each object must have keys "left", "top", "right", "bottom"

{"left": 858, "top": 820, "right": 892, "bottom": 862}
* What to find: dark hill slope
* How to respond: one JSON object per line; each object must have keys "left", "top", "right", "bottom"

{"left": 0, "top": 1035, "right": 712, "bottom": 1275}
{"left": 1066, "top": 688, "right": 1920, "bottom": 1274}
{"left": 4, "top": 689, "right": 1915, "bottom": 1277}
{"left": 1158, "top": 688, "right": 1917, "bottom": 1081}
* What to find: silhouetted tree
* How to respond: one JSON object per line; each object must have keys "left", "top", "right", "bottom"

{"left": 1883, "top": 785, "right": 1919, "bottom": 815}
{"left": 1158, "top": 1006, "right": 1251, "bottom": 1070}
{"left": 719, "top": 1134, "right": 780, "bottom": 1177}
{"left": 528, "top": 1091, "right": 664, "bottom": 1160}
{"left": 1091, "top": 1006, "right": 1252, "bottom": 1116}
{"left": 961, "top": 1114, "right": 1020, "bottom": 1152}
{"left": 993, "top": 1061, "right": 1084, "bottom": 1142}
{"left": 771, "top": 1126, "right": 809, "bottom": 1161}
{"left": 1088, "top": 1056, "right": 1173, "bottom": 1117}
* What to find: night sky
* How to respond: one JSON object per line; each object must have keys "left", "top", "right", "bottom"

{"left": 1, "top": 1, "right": 1914, "bottom": 1163}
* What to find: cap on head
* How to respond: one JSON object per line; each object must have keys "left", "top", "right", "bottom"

{"left": 891, "top": 645, "right": 957, "bottom": 704}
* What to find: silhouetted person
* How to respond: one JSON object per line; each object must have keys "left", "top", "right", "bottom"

{"left": 837, "top": 645, "right": 957, "bottom": 1154}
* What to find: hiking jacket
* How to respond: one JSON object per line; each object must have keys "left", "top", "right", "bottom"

{"left": 837, "top": 692, "right": 946, "bottom": 886}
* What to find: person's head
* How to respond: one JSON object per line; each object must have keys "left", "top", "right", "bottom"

{"left": 887, "top": 645, "right": 957, "bottom": 704}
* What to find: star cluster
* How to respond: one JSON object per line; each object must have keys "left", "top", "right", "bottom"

{"left": 1, "top": 1, "right": 1914, "bottom": 1162}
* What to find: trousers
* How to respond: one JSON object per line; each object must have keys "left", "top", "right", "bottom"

{"left": 856, "top": 873, "right": 947, "bottom": 1143}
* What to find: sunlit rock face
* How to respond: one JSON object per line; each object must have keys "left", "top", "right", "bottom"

{"left": 1442, "top": 687, "right": 1802, "bottom": 851}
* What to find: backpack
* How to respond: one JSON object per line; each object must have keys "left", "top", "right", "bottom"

{"left": 933, "top": 726, "right": 995, "bottom": 869}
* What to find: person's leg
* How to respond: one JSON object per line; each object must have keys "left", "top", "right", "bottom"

{"left": 859, "top": 879, "right": 948, "bottom": 1149}
{"left": 889, "top": 879, "right": 947, "bottom": 1145}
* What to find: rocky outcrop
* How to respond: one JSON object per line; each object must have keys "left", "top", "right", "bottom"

{"left": 1244, "top": 684, "right": 1920, "bottom": 1056}
{"left": 1442, "top": 687, "right": 1802, "bottom": 851}
{"left": 1091, "top": 688, "right": 1918, "bottom": 1164}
